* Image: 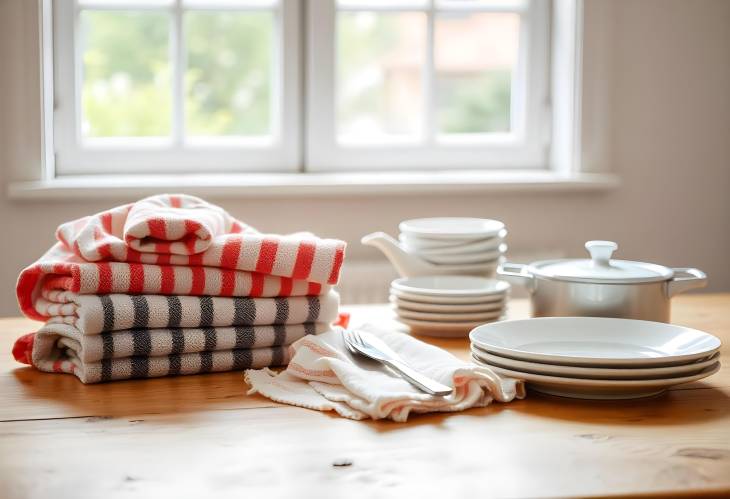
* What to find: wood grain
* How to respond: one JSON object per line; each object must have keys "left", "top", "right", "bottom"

{"left": 1, "top": 295, "right": 729, "bottom": 498}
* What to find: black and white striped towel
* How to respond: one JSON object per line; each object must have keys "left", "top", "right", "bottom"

{"left": 38, "top": 290, "right": 339, "bottom": 334}
{"left": 37, "top": 344, "right": 291, "bottom": 384}
{"left": 29, "top": 321, "right": 330, "bottom": 383}
{"left": 35, "top": 322, "right": 328, "bottom": 363}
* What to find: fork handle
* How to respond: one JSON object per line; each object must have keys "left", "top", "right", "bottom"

{"left": 384, "top": 359, "right": 453, "bottom": 396}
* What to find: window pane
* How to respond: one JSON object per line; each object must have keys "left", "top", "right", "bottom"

{"left": 80, "top": 11, "right": 171, "bottom": 138}
{"left": 337, "top": 11, "right": 426, "bottom": 142}
{"left": 435, "top": 0, "right": 527, "bottom": 9}
{"left": 435, "top": 12, "right": 519, "bottom": 135}
{"left": 185, "top": 12, "right": 273, "bottom": 138}
{"left": 337, "top": 0, "right": 427, "bottom": 7}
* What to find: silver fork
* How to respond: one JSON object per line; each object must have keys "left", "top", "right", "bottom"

{"left": 344, "top": 329, "right": 453, "bottom": 397}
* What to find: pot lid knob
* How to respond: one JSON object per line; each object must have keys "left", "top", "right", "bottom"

{"left": 585, "top": 240, "right": 618, "bottom": 267}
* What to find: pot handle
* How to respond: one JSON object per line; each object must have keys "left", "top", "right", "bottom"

{"left": 666, "top": 268, "right": 707, "bottom": 298}
{"left": 497, "top": 262, "right": 536, "bottom": 292}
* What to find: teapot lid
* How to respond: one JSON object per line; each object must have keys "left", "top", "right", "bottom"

{"left": 529, "top": 241, "right": 674, "bottom": 284}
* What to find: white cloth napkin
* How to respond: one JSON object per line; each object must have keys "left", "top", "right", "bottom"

{"left": 245, "top": 324, "right": 525, "bottom": 422}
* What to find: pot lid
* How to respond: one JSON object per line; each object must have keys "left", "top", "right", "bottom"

{"left": 530, "top": 241, "right": 674, "bottom": 284}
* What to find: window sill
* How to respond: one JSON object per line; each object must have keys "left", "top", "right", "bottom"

{"left": 7, "top": 170, "right": 619, "bottom": 201}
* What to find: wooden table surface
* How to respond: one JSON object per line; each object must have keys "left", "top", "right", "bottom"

{"left": 1, "top": 294, "right": 729, "bottom": 499}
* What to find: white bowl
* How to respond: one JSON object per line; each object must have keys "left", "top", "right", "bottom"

{"left": 404, "top": 234, "right": 506, "bottom": 256}
{"left": 420, "top": 245, "right": 506, "bottom": 265}
{"left": 399, "top": 218, "right": 505, "bottom": 239}
{"left": 400, "top": 229, "right": 506, "bottom": 251}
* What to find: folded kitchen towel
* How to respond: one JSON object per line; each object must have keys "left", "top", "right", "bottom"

{"left": 55, "top": 194, "right": 345, "bottom": 284}
{"left": 34, "top": 289, "right": 339, "bottom": 334}
{"left": 29, "top": 342, "right": 291, "bottom": 384}
{"left": 245, "top": 324, "right": 525, "bottom": 422}
{"left": 14, "top": 321, "right": 327, "bottom": 365}
{"left": 17, "top": 244, "right": 332, "bottom": 322}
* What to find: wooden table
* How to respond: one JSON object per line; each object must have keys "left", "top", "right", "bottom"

{"left": 1, "top": 295, "right": 729, "bottom": 499}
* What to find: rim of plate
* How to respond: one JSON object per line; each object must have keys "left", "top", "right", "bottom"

{"left": 469, "top": 317, "right": 722, "bottom": 367}
{"left": 391, "top": 276, "right": 510, "bottom": 297}
{"left": 391, "top": 295, "right": 505, "bottom": 313}
{"left": 399, "top": 218, "right": 505, "bottom": 238}
{"left": 400, "top": 228, "right": 507, "bottom": 249}
{"left": 391, "top": 288, "right": 507, "bottom": 305}
{"left": 420, "top": 245, "right": 506, "bottom": 265}
{"left": 471, "top": 356, "right": 721, "bottom": 388}
{"left": 470, "top": 345, "right": 721, "bottom": 380}
{"left": 395, "top": 306, "right": 503, "bottom": 322}
{"left": 401, "top": 316, "right": 501, "bottom": 330}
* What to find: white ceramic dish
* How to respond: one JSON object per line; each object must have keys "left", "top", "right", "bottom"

{"left": 400, "top": 218, "right": 505, "bottom": 239}
{"left": 400, "top": 231, "right": 506, "bottom": 253}
{"left": 391, "top": 276, "right": 510, "bottom": 297}
{"left": 469, "top": 317, "right": 722, "bottom": 367}
{"left": 421, "top": 245, "right": 505, "bottom": 265}
{"left": 395, "top": 306, "right": 503, "bottom": 323}
{"left": 471, "top": 345, "right": 720, "bottom": 380}
{"left": 399, "top": 233, "right": 488, "bottom": 249}
{"left": 471, "top": 355, "right": 721, "bottom": 399}
{"left": 427, "top": 261, "right": 502, "bottom": 275}
{"left": 391, "top": 288, "right": 507, "bottom": 305}
{"left": 402, "top": 317, "right": 503, "bottom": 338}
{"left": 391, "top": 295, "right": 505, "bottom": 313}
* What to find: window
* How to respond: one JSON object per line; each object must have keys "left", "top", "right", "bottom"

{"left": 50, "top": 0, "right": 551, "bottom": 176}
{"left": 53, "top": 0, "right": 301, "bottom": 174}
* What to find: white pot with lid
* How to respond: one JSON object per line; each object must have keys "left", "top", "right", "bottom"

{"left": 497, "top": 241, "right": 707, "bottom": 322}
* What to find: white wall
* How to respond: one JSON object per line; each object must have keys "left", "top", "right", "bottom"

{"left": 1, "top": 0, "right": 729, "bottom": 316}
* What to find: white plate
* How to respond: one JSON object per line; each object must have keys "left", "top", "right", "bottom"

{"left": 471, "top": 345, "right": 721, "bottom": 380}
{"left": 400, "top": 230, "right": 506, "bottom": 252}
{"left": 391, "top": 288, "right": 507, "bottom": 305}
{"left": 391, "top": 276, "right": 510, "bottom": 297}
{"left": 395, "top": 306, "right": 503, "bottom": 323}
{"left": 400, "top": 233, "right": 488, "bottom": 249}
{"left": 423, "top": 261, "right": 502, "bottom": 276}
{"left": 470, "top": 317, "right": 722, "bottom": 367}
{"left": 400, "top": 217, "right": 505, "bottom": 239}
{"left": 471, "top": 355, "right": 721, "bottom": 399}
{"left": 402, "top": 317, "right": 504, "bottom": 338}
{"left": 391, "top": 295, "right": 505, "bottom": 313}
{"left": 421, "top": 246, "right": 505, "bottom": 265}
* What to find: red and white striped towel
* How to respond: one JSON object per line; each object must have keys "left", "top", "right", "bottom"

{"left": 56, "top": 194, "right": 346, "bottom": 284}
{"left": 17, "top": 243, "right": 331, "bottom": 322}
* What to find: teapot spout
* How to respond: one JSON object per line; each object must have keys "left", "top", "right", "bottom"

{"left": 361, "top": 232, "right": 433, "bottom": 278}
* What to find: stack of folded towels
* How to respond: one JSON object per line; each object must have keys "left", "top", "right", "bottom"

{"left": 12, "top": 194, "right": 346, "bottom": 383}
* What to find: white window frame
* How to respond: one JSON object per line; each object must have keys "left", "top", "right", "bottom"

{"left": 52, "top": 0, "right": 301, "bottom": 175}
{"left": 306, "top": 0, "right": 552, "bottom": 171}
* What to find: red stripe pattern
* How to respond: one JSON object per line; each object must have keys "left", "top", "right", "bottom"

{"left": 16, "top": 243, "right": 334, "bottom": 322}
{"left": 55, "top": 194, "right": 345, "bottom": 285}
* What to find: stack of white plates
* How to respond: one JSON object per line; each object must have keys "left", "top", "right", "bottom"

{"left": 391, "top": 276, "right": 510, "bottom": 338}
{"left": 399, "top": 217, "right": 507, "bottom": 277}
{"left": 469, "top": 317, "right": 722, "bottom": 399}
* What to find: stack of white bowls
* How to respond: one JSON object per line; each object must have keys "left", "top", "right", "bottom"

{"left": 469, "top": 317, "right": 722, "bottom": 399}
{"left": 390, "top": 276, "right": 510, "bottom": 338}
{"left": 399, "top": 218, "right": 507, "bottom": 277}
